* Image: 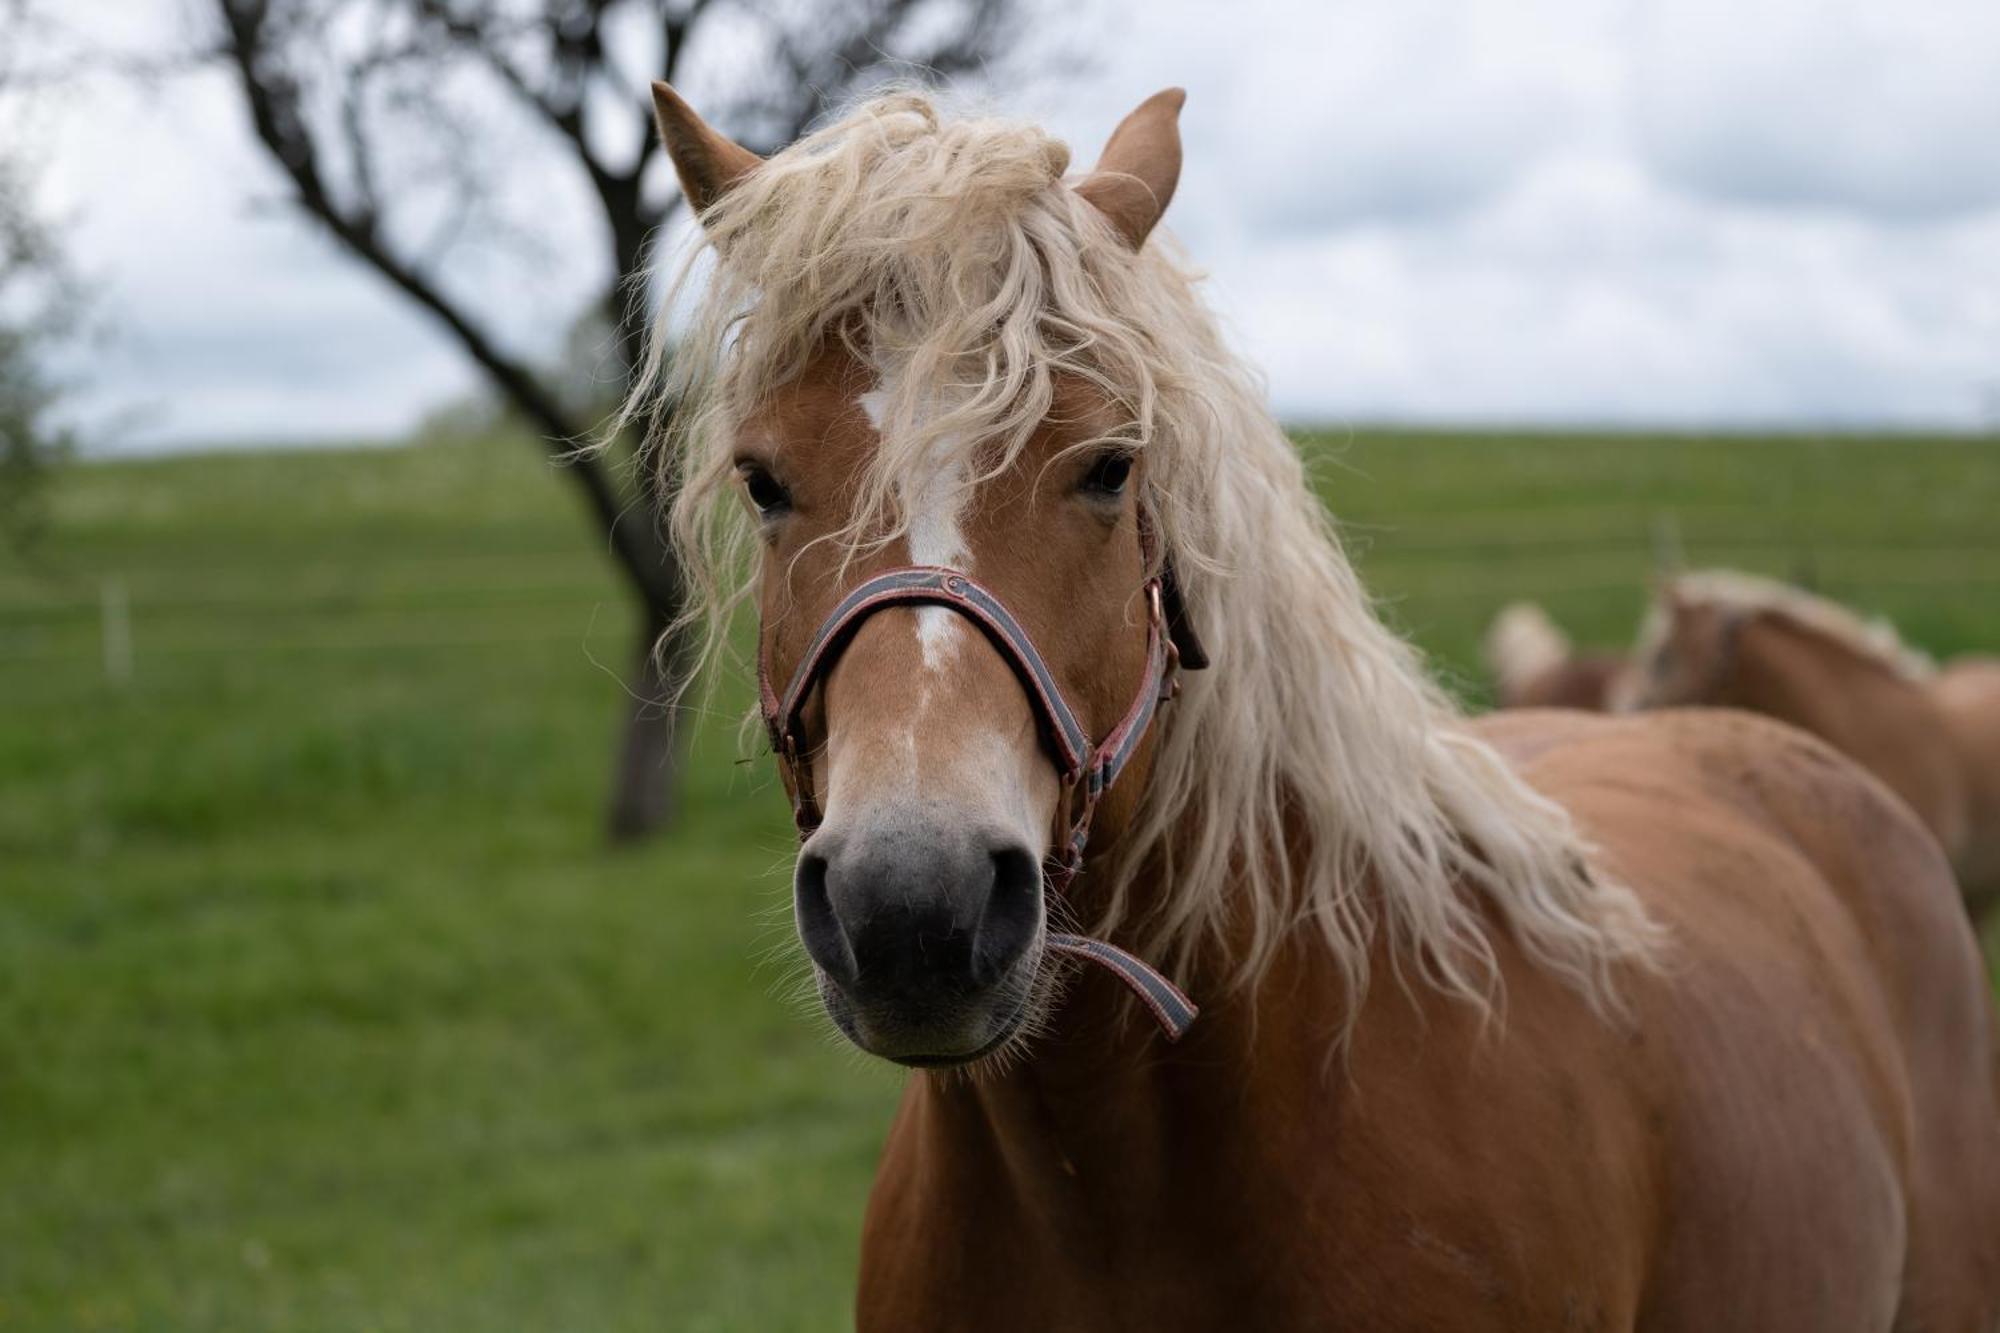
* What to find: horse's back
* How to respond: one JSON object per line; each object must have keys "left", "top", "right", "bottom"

{"left": 1479, "top": 707, "right": 2000, "bottom": 1329}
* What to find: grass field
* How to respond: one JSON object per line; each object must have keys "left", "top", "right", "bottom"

{"left": 4, "top": 430, "right": 1997, "bottom": 1330}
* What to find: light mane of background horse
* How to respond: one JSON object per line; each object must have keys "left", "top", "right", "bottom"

{"left": 1635, "top": 569, "right": 1936, "bottom": 682}
{"left": 1484, "top": 600, "right": 1638, "bottom": 710}
{"left": 619, "top": 91, "right": 1658, "bottom": 1029}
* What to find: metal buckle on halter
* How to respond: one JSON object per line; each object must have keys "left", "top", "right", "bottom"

{"left": 778, "top": 730, "right": 803, "bottom": 789}
{"left": 778, "top": 731, "right": 821, "bottom": 834}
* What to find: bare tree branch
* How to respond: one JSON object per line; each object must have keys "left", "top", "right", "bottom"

{"left": 215, "top": 0, "right": 682, "bottom": 614}
{"left": 38, "top": 0, "right": 1054, "bottom": 835}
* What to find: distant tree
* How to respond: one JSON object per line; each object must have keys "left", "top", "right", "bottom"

{"left": 170, "top": 0, "right": 1048, "bottom": 839}
{"left": 0, "top": 153, "right": 84, "bottom": 558}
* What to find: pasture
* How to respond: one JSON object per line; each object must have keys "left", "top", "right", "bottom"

{"left": 3, "top": 429, "right": 1996, "bottom": 1330}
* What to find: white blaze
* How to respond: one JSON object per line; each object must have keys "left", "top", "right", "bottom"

{"left": 858, "top": 372, "right": 971, "bottom": 672}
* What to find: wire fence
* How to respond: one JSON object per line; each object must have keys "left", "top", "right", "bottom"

{"left": 4, "top": 508, "right": 1996, "bottom": 681}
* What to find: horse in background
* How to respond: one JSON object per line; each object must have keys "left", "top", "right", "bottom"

{"left": 637, "top": 83, "right": 2000, "bottom": 1330}
{"left": 1483, "top": 601, "right": 1633, "bottom": 709}
{"left": 1626, "top": 569, "right": 2000, "bottom": 918}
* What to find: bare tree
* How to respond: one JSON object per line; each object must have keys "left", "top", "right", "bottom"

{"left": 0, "top": 156, "right": 84, "bottom": 556}
{"left": 0, "top": 7, "right": 88, "bottom": 557}
{"left": 184, "top": 0, "right": 1042, "bottom": 838}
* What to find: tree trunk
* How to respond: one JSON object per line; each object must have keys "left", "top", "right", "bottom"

{"left": 606, "top": 600, "right": 688, "bottom": 842}
{"left": 597, "top": 403, "right": 696, "bottom": 842}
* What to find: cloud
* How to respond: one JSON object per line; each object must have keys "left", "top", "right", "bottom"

{"left": 24, "top": 0, "right": 2000, "bottom": 449}
{"left": 1045, "top": 0, "right": 1617, "bottom": 233}
{"left": 1629, "top": 0, "right": 2000, "bottom": 219}
{"left": 1208, "top": 3, "right": 1594, "bottom": 231}
{"left": 29, "top": 4, "right": 600, "bottom": 451}
{"left": 1045, "top": 0, "right": 2000, "bottom": 428}
{"left": 1224, "top": 152, "right": 2000, "bottom": 425}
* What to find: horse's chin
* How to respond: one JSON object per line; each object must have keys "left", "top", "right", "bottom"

{"left": 816, "top": 951, "right": 1040, "bottom": 1069}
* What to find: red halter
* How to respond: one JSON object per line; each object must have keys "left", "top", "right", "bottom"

{"left": 758, "top": 550, "right": 1207, "bottom": 1040}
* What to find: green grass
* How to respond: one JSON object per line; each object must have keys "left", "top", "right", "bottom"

{"left": 3, "top": 429, "right": 1997, "bottom": 1330}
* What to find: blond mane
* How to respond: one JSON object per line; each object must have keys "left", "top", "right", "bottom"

{"left": 624, "top": 92, "right": 1658, "bottom": 1026}
{"left": 1642, "top": 570, "right": 1935, "bottom": 682}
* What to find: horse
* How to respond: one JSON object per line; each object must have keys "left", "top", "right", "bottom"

{"left": 1626, "top": 569, "right": 2000, "bottom": 919}
{"left": 630, "top": 84, "right": 2000, "bottom": 1330}
{"left": 1483, "top": 600, "right": 1633, "bottom": 710}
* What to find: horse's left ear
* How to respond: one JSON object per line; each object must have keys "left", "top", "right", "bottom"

{"left": 652, "top": 82, "right": 762, "bottom": 217}
{"left": 1074, "top": 87, "right": 1186, "bottom": 249}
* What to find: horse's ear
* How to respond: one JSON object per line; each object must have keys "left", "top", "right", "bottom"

{"left": 652, "top": 82, "right": 762, "bottom": 217}
{"left": 1074, "top": 87, "right": 1186, "bottom": 249}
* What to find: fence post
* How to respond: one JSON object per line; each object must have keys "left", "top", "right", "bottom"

{"left": 1649, "top": 511, "right": 1684, "bottom": 577}
{"left": 102, "top": 577, "right": 133, "bottom": 687}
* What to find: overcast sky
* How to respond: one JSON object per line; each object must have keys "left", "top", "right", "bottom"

{"left": 19, "top": 0, "right": 2000, "bottom": 452}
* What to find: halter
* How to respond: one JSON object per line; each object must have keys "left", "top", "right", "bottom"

{"left": 758, "top": 536, "right": 1208, "bottom": 1041}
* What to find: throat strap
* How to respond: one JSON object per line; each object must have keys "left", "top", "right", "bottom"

{"left": 1047, "top": 935, "right": 1198, "bottom": 1039}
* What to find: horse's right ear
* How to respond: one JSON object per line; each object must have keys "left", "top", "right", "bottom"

{"left": 652, "top": 83, "right": 762, "bottom": 217}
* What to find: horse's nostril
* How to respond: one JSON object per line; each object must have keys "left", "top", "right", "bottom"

{"left": 794, "top": 849, "right": 859, "bottom": 986}
{"left": 972, "top": 844, "right": 1044, "bottom": 985}
{"left": 991, "top": 844, "right": 1042, "bottom": 906}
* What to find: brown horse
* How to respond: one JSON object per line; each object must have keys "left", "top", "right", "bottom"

{"left": 1484, "top": 600, "right": 1633, "bottom": 709}
{"left": 633, "top": 86, "right": 2000, "bottom": 1329}
{"left": 1628, "top": 570, "right": 2000, "bottom": 918}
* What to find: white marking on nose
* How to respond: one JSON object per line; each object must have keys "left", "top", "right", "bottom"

{"left": 857, "top": 375, "right": 971, "bottom": 672}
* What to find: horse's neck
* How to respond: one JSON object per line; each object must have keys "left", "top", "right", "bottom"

{"left": 1726, "top": 617, "right": 1910, "bottom": 739}
{"left": 1726, "top": 617, "right": 1963, "bottom": 842}
{"left": 890, "top": 922, "right": 1348, "bottom": 1261}
{"left": 868, "top": 820, "right": 1354, "bottom": 1317}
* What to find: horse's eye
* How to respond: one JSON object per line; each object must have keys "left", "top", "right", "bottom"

{"left": 737, "top": 462, "right": 792, "bottom": 517}
{"left": 1080, "top": 452, "right": 1134, "bottom": 499}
